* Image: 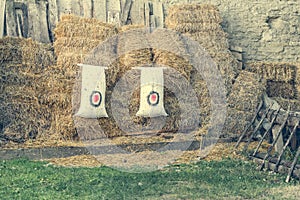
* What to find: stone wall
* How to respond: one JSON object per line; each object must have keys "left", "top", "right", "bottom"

{"left": 1, "top": 0, "right": 300, "bottom": 63}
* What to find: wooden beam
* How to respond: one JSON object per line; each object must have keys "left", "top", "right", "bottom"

{"left": 286, "top": 146, "right": 300, "bottom": 182}
{"left": 0, "top": 0, "right": 6, "bottom": 38}
{"left": 83, "top": 0, "right": 93, "bottom": 18}
{"left": 5, "top": 0, "right": 18, "bottom": 37}
{"left": 275, "top": 120, "right": 299, "bottom": 172}
{"left": 47, "top": 0, "right": 58, "bottom": 41}
{"left": 235, "top": 100, "right": 263, "bottom": 148}
{"left": 120, "top": 0, "right": 132, "bottom": 25}
{"left": 243, "top": 104, "right": 272, "bottom": 152}
{"left": 259, "top": 108, "right": 290, "bottom": 171}
{"left": 130, "top": 0, "right": 144, "bottom": 25}
{"left": 152, "top": 0, "right": 164, "bottom": 28}
{"left": 272, "top": 124, "right": 284, "bottom": 153}
{"left": 252, "top": 107, "right": 280, "bottom": 156}
{"left": 27, "top": 1, "right": 50, "bottom": 43}
{"left": 144, "top": 2, "right": 150, "bottom": 27}
{"left": 93, "top": 0, "right": 107, "bottom": 22}
{"left": 250, "top": 154, "right": 300, "bottom": 181}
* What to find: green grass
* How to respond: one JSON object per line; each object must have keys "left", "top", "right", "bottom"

{"left": 0, "top": 158, "right": 299, "bottom": 199}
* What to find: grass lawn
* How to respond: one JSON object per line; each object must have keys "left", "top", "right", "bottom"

{"left": 0, "top": 158, "right": 299, "bottom": 199}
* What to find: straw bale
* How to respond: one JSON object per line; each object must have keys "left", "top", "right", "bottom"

{"left": 153, "top": 49, "right": 192, "bottom": 81}
{"left": 49, "top": 111, "right": 77, "bottom": 140}
{"left": 167, "top": 3, "right": 219, "bottom": 12}
{"left": 245, "top": 62, "right": 297, "bottom": 83}
{"left": 0, "top": 101, "right": 51, "bottom": 142}
{"left": 21, "top": 39, "right": 55, "bottom": 67}
{"left": 167, "top": 10, "right": 222, "bottom": 24}
{"left": 184, "top": 31, "right": 229, "bottom": 52}
{"left": 60, "top": 14, "right": 114, "bottom": 26}
{"left": 165, "top": 4, "right": 240, "bottom": 95}
{"left": 166, "top": 22, "right": 222, "bottom": 33}
{"left": 54, "top": 15, "right": 118, "bottom": 40}
{"left": 118, "top": 24, "right": 145, "bottom": 33}
{"left": 266, "top": 81, "right": 296, "bottom": 99}
{"left": 54, "top": 37, "right": 103, "bottom": 55}
{"left": 118, "top": 49, "right": 152, "bottom": 68}
{"left": 272, "top": 97, "right": 300, "bottom": 111}
{"left": 0, "top": 37, "right": 56, "bottom": 143}
{"left": 0, "top": 37, "right": 55, "bottom": 66}
{"left": 222, "top": 108, "right": 253, "bottom": 138}
{"left": 227, "top": 71, "right": 266, "bottom": 112}
{"left": 166, "top": 4, "right": 222, "bottom": 33}
{"left": 190, "top": 70, "right": 211, "bottom": 126}
{"left": 0, "top": 66, "right": 45, "bottom": 86}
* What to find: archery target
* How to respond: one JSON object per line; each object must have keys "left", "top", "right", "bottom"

{"left": 147, "top": 91, "right": 159, "bottom": 106}
{"left": 75, "top": 64, "right": 108, "bottom": 118}
{"left": 90, "top": 91, "right": 102, "bottom": 107}
{"left": 135, "top": 67, "right": 168, "bottom": 117}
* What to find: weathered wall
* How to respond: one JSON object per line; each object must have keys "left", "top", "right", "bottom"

{"left": 1, "top": 0, "right": 300, "bottom": 63}
{"left": 162, "top": 0, "right": 300, "bottom": 63}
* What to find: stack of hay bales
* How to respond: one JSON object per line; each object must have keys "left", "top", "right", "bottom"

{"left": 165, "top": 4, "right": 241, "bottom": 93}
{"left": 0, "top": 37, "right": 55, "bottom": 142}
{"left": 52, "top": 15, "right": 203, "bottom": 139}
{"left": 164, "top": 4, "right": 240, "bottom": 128}
{"left": 224, "top": 71, "right": 266, "bottom": 137}
{"left": 246, "top": 62, "right": 297, "bottom": 99}
{"left": 51, "top": 15, "right": 118, "bottom": 139}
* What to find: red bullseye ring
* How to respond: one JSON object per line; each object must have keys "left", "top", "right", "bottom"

{"left": 147, "top": 91, "right": 159, "bottom": 106}
{"left": 90, "top": 91, "right": 102, "bottom": 107}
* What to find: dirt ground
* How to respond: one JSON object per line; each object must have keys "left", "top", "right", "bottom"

{"left": 1, "top": 131, "right": 271, "bottom": 168}
{"left": 44, "top": 141, "right": 268, "bottom": 168}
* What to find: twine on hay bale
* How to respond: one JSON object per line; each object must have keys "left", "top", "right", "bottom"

{"left": 245, "top": 62, "right": 297, "bottom": 83}
{"left": 245, "top": 62, "right": 300, "bottom": 100}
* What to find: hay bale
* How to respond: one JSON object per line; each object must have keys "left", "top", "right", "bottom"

{"left": 272, "top": 97, "right": 300, "bottom": 111}
{"left": 153, "top": 50, "right": 193, "bottom": 81}
{"left": 0, "top": 101, "right": 51, "bottom": 142}
{"left": 0, "top": 65, "right": 45, "bottom": 86}
{"left": 266, "top": 81, "right": 296, "bottom": 99}
{"left": 165, "top": 3, "right": 240, "bottom": 94}
{"left": 166, "top": 22, "right": 222, "bottom": 33}
{"left": 246, "top": 62, "right": 300, "bottom": 100}
{"left": 47, "top": 15, "right": 120, "bottom": 140}
{"left": 245, "top": 62, "right": 297, "bottom": 83}
{"left": 118, "top": 24, "right": 145, "bottom": 33}
{"left": 0, "top": 37, "right": 56, "bottom": 143}
{"left": 54, "top": 15, "right": 118, "bottom": 39}
{"left": 222, "top": 108, "right": 253, "bottom": 138}
{"left": 227, "top": 71, "right": 266, "bottom": 112}
{"left": 166, "top": 4, "right": 222, "bottom": 23}
{"left": 0, "top": 37, "right": 55, "bottom": 66}
{"left": 184, "top": 31, "right": 229, "bottom": 52}
{"left": 54, "top": 37, "right": 104, "bottom": 56}
{"left": 49, "top": 111, "right": 76, "bottom": 140}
